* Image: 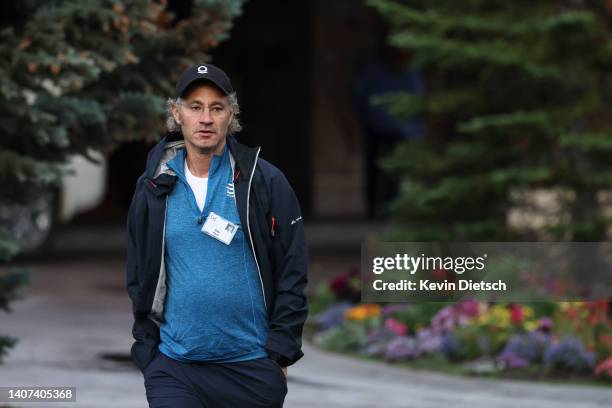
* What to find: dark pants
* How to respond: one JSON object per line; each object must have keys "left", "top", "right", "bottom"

{"left": 143, "top": 351, "right": 287, "bottom": 408}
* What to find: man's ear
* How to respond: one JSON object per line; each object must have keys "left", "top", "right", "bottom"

{"left": 171, "top": 103, "right": 182, "bottom": 125}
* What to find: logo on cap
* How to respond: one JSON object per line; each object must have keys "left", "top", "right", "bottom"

{"left": 197, "top": 65, "right": 208, "bottom": 74}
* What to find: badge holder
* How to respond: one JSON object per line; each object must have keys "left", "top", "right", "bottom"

{"left": 201, "top": 211, "right": 238, "bottom": 245}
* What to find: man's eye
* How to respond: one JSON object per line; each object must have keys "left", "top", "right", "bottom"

{"left": 212, "top": 107, "right": 222, "bottom": 112}
{"left": 190, "top": 106, "right": 201, "bottom": 111}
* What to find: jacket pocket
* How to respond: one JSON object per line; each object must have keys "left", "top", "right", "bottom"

{"left": 131, "top": 339, "right": 158, "bottom": 373}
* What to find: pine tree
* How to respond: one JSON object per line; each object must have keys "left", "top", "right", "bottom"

{"left": 0, "top": 231, "right": 28, "bottom": 363}
{"left": 367, "top": 0, "right": 612, "bottom": 241}
{"left": 0, "top": 0, "right": 244, "bottom": 363}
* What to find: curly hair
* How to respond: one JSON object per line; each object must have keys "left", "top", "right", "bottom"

{"left": 165, "top": 92, "right": 242, "bottom": 134}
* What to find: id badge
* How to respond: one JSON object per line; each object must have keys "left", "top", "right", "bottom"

{"left": 201, "top": 211, "right": 238, "bottom": 245}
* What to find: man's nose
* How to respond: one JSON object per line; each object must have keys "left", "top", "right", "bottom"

{"left": 199, "top": 108, "right": 213, "bottom": 124}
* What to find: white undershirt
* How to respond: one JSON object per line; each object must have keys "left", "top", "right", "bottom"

{"left": 184, "top": 160, "right": 208, "bottom": 212}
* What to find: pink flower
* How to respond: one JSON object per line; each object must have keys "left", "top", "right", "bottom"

{"left": 595, "top": 357, "right": 612, "bottom": 379}
{"left": 431, "top": 268, "right": 449, "bottom": 281}
{"left": 509, "top": 304, "right": 524, "bottom": 325}
{"left": 459, "top": 299, "right": 480, "bottom": 317}
{"left": 385, "top": 318, "right": 408, "bottom": 336}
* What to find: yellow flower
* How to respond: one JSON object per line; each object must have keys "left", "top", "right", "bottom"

{"left": 345, "top": 304, "right": 381, "bottom": 321}
{"left": 524, "top": 321, "right": 538, "bottom": 331}
{"left": 560, "top": 301, "right": 586, "bottom": 311}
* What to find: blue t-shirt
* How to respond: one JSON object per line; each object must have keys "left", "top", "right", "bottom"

{"left": 158, "top": 145, "right": 268, "bottom": 362}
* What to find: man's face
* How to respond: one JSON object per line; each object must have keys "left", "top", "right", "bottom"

{"left": 172, "top": 82, "right": 233, "bottom": 155}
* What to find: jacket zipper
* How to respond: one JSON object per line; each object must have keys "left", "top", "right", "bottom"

{"left": 246, "top": 147, "right": 267, "bottom": 310}
{"left": 161, "top": 195, "right": 167, "bottom": 272}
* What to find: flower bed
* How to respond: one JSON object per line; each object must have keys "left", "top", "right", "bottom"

{"left": 309, "top": 270, "right": 612, "bottom": 384}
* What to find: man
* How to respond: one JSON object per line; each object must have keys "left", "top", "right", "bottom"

{"left": 353, "top": 43, "right": 425, "bottom": 218}
{"left": 126, "top": 63, "right": 308, "bottom": 407}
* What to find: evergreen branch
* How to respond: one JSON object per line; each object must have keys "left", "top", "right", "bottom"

{"left": 539, "top": 10, "right": 597, "bottom": 33}
{"left": 382, "top": 141, "right": 497, "bottom": 178}
{"left": 488, "top": 167, "right": 551, "bottom": 186}
{"left": 425, "top": 89, "right": 482, "bottom": 115}
{"left": 560, "top": 133, "right": 612, "bottom": 152}
{"left": 0, "top": 229, "right": 20, "bottom": 261}
{"left": 0, "top": 149, "right": 66, "bottom": 186}
{"left": 370, "top": 89, "right": 482, "bottom": 120}
{"left": 369, "top": 0, "right": 597, "bottom": 37}
{"left": 381, "top": 142, "right": 449, "bottom": 176}
{"left": 546, "top": 218, "right": 610, "bottom": 241}
{"left": 107, "top": 92, "right": 165, "bottom": 143}
{"left": 370, "top": 92, "right": 424, "bottom": 121}
{"left": 368, "top": 0, "right": 523, "bottom": 35}
{"left": 458, "top": 111, "right": 553, "bottom": 134}
{"left": 0, "top": 336, "right": 17, "bottom": 364}
{"left": 589, "top": 172, "right": 612, "bottom": 187}
{"left": 0, "top": 268, "right": 28, "bottom": 311}
{"left": 389, "top": 32, "right": 562, "bottom": 79}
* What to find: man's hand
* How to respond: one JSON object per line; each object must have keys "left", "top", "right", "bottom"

{"left": 281, "top": 366, "right": 288, "bottom": 379}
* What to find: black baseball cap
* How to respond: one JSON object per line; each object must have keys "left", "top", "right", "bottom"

{"left": 175, "top": 63, "right": 234, "bottom": 98}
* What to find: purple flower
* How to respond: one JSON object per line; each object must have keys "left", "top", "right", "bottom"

{"left": 367, "top": 327, "right": 396, "bottom": 343}
{"left": 498, "top": 331, "right": 551, "bottom": 369}
{"left": 314, "top": 302, "right": 352, "bottom": 330}
{"left": 381, "top": 304, "right": 409, "bottom": 317}
{"left": 416, "top": 328, "right": 443, "bottom": 354}
{"left": 430, "top": 301, "right": 484, "bottom": 335}
{"left": 384, "top": 336, "right": 420, "bottom": 361}
{"left": 543, "top": 337, "right": 596, "bottom": 373}
{"left": 362, "top": 327, "right": 395, "bottom": 357}
{"left": 440, "top": 333, "right": 460, "bottom": 358}
{"left": 537, "top": 317, "right": 553, "bottom": 333}
{"left": 499, "top": 353, "right": 530, "bottom": 369}
{"left": 430, "top": 305, "right": 456, "bottom": 334}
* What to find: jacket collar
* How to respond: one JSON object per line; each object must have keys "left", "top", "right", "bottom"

{"left": 226, "top": 133, "right": 260, "bottom": 182}
{"left": 145, "top": 132, "right": 259, "bottom": 182}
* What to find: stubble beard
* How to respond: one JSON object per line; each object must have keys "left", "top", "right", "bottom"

{"left": 194, "top": 145, "right": 214, "bottom": 155}
{"left": 191, "top": 133, "right": 226, "bottom": 156}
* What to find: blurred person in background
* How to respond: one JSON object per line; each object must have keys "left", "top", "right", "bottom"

{"left": 354, "top": 43, "right": 425, "bottom": 218}
{"left": 126, "top": 63, "right": 308, "bottom": 407}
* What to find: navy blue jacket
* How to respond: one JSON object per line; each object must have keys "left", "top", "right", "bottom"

{"left": 126, "top": 132, "right": 308, "bottom": 371}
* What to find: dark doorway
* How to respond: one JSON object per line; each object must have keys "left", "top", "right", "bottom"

{"left": 212, "top": 0, "right": 313, "bottom": 215}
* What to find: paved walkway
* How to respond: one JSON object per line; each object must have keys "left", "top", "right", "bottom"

{"left": 1, "top": 255, "right": 610, "bottom": 407}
